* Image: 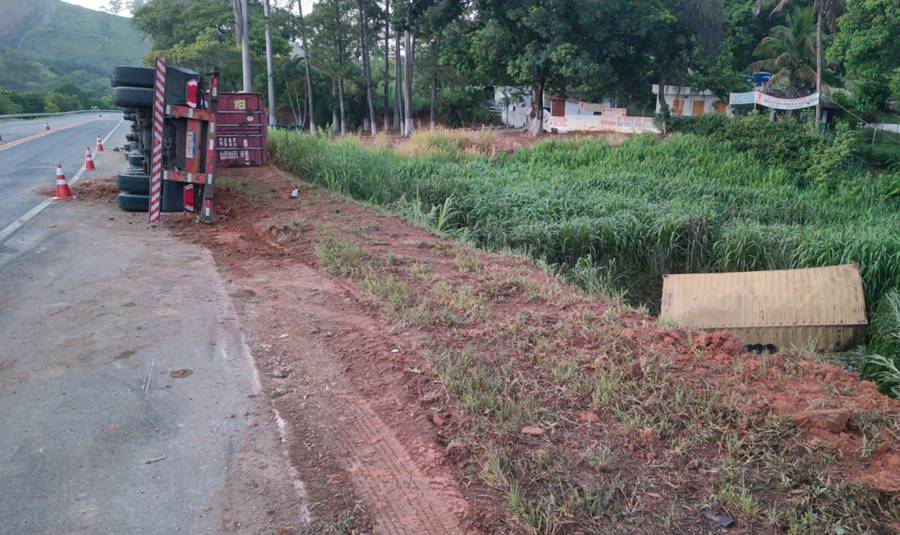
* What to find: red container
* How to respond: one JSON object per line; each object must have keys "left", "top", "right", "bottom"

{"left": 215, "top": 92, "right": 268, "bottom": 167}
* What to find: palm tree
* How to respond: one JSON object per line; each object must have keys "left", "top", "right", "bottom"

{"left": 750, "top": 7, "right": 816, "bottom": 98}
{"left": 755, "top": 0, "right": 844, "bottom": 123}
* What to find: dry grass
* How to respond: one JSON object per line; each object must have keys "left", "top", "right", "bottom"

{"left": 393, "top": 127, "right": 501, "bottom": 159}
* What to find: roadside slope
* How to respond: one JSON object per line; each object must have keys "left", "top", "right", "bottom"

{"left": 174, "top": 166, "right": 898, "bottom": 533}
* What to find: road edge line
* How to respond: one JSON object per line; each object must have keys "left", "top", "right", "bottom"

{"left": 0, "top": 116, "right": 104, "bottom": 152}
{"left": 0, "top": 118, "right": 126, "bottom": 246}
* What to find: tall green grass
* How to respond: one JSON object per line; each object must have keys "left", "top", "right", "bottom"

{"left": 269, "top": 129, "right": 900, "bottom": 392}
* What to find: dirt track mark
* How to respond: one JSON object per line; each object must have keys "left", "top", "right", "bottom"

{"left": 242, "top": 266, "right": 468, "bottom": 535}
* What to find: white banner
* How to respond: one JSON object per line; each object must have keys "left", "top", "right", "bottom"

{"left": 728, "top": 91, "right": 819, "bottom": 110}
{"left": 755, "top": 92, "right": 819, "bottom": 110}
{"left": 729, "top": 91, "right": 756, "bottom": 105}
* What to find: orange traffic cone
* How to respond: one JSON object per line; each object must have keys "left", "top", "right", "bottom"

{"left": 54, "top": 164, "right": 75, "bottom": 200}
{"left": 95, "top": 134, "right": 104, "bottom": 152}
{"left": 45, "top": 121, "right": 50, "bottom": 131}
{"left": 83, "top": 147, "right": 96, "bottom": 171}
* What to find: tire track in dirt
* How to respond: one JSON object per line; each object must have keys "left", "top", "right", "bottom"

{"left": 236, "top": 266, "right": 468, "bottom": 535}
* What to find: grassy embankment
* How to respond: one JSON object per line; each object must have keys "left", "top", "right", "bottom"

{"left": 268, "top": 128, "right": 900, "bottom": 395}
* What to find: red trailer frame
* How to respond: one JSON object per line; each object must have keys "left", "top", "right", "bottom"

{"left": 149, "top": 57, "right": 220, "bottom": 225}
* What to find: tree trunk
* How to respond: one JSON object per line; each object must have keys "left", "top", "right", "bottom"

{"left": 263, "top": 0, "right": 276, "bottom": 126}
{"left": 297, "top": 0, "right": 315, "bottom": 133}
{"left": 358, "top": 0, "right": 377, "bottom": 135}
{"left": 394, "top": 28, "right": 403, "bottom": 133}
{"left": 656, "top": 75, "right": 670, "bottom": 118}
{"left": 528, "top": 80, "right": 544, "bottom": 137}
{"left": 382, "top": 0, "right": 391, "bottom": 131}
{"left": 815, "top": 6, "right": 823, "bottom": 127}
{"left": 338, "top": 78, "right": 347, "bottom": 135}
{"left": 286, "top": 84, "right": 298, "bottom": 125}
{"left": 656, "top": 73, "right": 670, "bottom": 134}
{"left": 429, "top": 35, "right": 440, "bottom": 130}
{"left": 332, "top": 78, "right": 339, "bottom": 133}
{"left": 403, "top": 30, "right": 415, "bottom": 137}
{"left": 333, "top": 0, "right": 346, "bottom": 135}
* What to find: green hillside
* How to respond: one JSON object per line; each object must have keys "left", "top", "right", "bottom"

{"left": 0, "top": 0, "right": 148, "bottom": 95}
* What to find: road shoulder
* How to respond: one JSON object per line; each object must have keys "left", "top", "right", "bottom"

{"left": 0, "top": 177, "right": 307, "bottom": 534}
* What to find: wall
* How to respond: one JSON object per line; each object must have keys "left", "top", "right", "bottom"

{"left": 651, "top": 85, "right": 730, "bottom": 117}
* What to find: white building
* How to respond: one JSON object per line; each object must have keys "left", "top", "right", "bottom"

{"left": 492, "top": 88, "right": 658, "bottom": 134}
{"left": 493, "top": 87, "right": 532, "bottom": 128}
{"left": 651, "top": 85, "right": 731, "bottom": 117}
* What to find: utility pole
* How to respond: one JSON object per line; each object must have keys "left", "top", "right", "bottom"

{"left": 233, "top": 0, "right": 252, "bottom": 93}
{"left": 263, "top": 0, "right": 276, "bottom": 125}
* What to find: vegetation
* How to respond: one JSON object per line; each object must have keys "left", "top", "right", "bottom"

{"left": 749, "top": 7, "right": 816, "bottom": 98}
{"left": 270, "top": 127, "right": 900, "bottom": 393}
{"left": 278, "top": 188, "right": 900, "bottom": 533}
{"left": 126, "top": 0, "right": 898, "bottom": 132}
{"left": 0, "top": 0, "right": 147, "bottom": 109}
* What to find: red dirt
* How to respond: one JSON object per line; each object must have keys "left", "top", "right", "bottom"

{"left": 123, "top": 166, "right": 899, "bottom": 532}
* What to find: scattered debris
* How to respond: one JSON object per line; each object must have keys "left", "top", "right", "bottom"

{"left": 520, "top": 425, "right": 545, "bottom": 437}
{"left": 703, "top": 510, "right": 735, "bottom": 528}
{"left": 169, "top": 368, "right": 192, "bottom": 379}
{"left": 290, "top": 188, "right": 299, "bottom": 198}
{"left": 793, "top": 408, "right": 852, "bottom": 433}
{"left": 271, "top": 366, "right": 293, "bottom": 379}
{"left": 144, "top": 456, "right": 166, "bottom": 465}
{"left": 577, "top": 411, "right": 600, "bottom": 424}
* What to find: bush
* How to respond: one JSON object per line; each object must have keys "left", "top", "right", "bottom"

{"left": 805, "top": 125, "right": 860, "bottom": 188}
{"left": 669, "top": 113, "right": 823, "bottom": 178}
{"left": 864, "top": 290, "right": 900, "bottom": 396}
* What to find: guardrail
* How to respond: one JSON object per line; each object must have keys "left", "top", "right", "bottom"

{"left": 0, "top": 109, "right": 120, "bottom": 121}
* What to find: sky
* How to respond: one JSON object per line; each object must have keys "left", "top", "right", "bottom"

{"left": 63, "top": 0, "right": 317, "bottom": 18}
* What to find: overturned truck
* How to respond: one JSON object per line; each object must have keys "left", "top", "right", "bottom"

{"left": 111, "top": 61, "right": 267, "bottom": 222}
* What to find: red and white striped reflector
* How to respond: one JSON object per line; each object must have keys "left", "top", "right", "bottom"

{"left": 186, "top": 79, "right": 199, "bottom": 109}
{"left": 149, "top": 57, "right": 167, "bottom": 224}
{"left": 183, "top": 184, "right": 195, "bottom": 212}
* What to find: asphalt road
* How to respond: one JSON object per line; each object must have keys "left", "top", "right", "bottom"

{"left": 0, "top": 118, "right": 306, "bottom": 533}
{"left": 0, "top": 113, "right": 122, "bottom": 230}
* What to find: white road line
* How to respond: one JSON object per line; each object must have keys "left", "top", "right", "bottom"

{"left": 0, "top": 118, "right": 125, "bottom": 246}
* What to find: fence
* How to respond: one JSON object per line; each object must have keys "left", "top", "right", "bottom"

{"left": 0, "top": 109, "right": 120, "bottom": 121}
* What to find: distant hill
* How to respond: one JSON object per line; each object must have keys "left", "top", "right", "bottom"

{"left": 0, "top": 0, "right": 148, "bottom": 94}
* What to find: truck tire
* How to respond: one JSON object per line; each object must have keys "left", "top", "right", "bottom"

{"left": 111, "top": 66, "right": 154, "bottom": 88}
{"left": 125, "top": 133, "right": 137, "bottom": 142}
{"left": 127, "top": 152, "right": 145, "bottom": 168}
{"left": 117, "top": 171, "right": 150, "bottom": 194}
{"left": 113, "top": 86, "right": 153, "bottom": 109}
{"left": 118, "top": 192, "right": 149, "bottom": 212}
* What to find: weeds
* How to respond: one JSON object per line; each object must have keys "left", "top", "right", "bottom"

{"left": 269, "top": 129, "right": 900, "bottom": 392}
{"left": 315, "top": 228, "right": 369, "bottom": 277}
{"left": 217, "top": 174, "right": 274, "bottom": 202}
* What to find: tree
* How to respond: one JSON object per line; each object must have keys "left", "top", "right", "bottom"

{"left": 830, "top": 0, "right": 900, "bottom": 114}
{"left": 358, "top": 0, "right": 377, "bottom": 135}
{"left": 419, "top": 0, "right": 464, "bottom": 129}
{"left": 473, "top": 0, "right": 659, "bottom": 136}
{"left": 687, "top": 0, "right": 766, "bottom": 101}
{"left": 646, "top": 0, "right": 723, "bottom": 122}
{"left": 757, "top": 0, "right": 844, "bottom": 124}
{"left": 295, "top": 0, "right": 316, "bottom": 132}
{"left": 103, "top": 0, "right": 124, "bottom": 14}
{"left": 750, "top": 7, "right": 816, "bottom": 98}
{"left": 382, "top": 0, "right": 391, "bottom": 131}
